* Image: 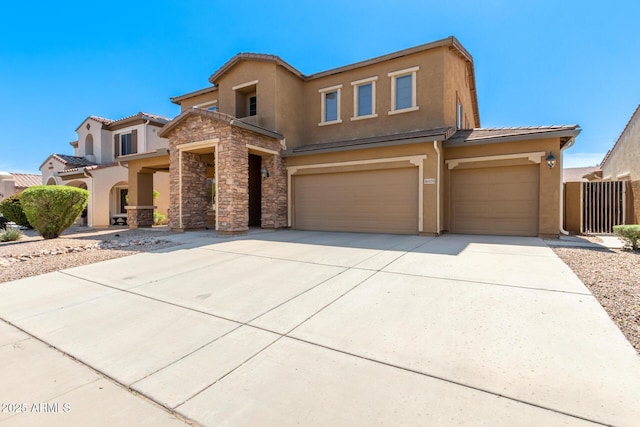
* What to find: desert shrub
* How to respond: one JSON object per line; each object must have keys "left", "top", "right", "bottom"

{"left": 20, "top": 186, "right": 89, "bottom": 239}
{"left": 0, "top": 228, "right": 22, "bottom": 242}
{"left": 153, "top": 211, "right": 166, "bottom": 225}
{"left": 0, "top": 194, "right": 30, "bottom": 228}
{"left": 613, "top": 225, "right": 640, "bottom": 251}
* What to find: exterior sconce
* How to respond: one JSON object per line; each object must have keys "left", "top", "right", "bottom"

{"left": 546, "top": 152, "right": 556, "bottom": 169}
{"left": 261, "top": 167, "right": 270, "bottom": 179}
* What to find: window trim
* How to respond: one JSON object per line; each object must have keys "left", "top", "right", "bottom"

{"left": 318, "top": 84, "right": 343, "bottom": 126}
{"left": 351, "top": 76, "right": 378, "bottom": 121}
{"left": 388, "top": 66, "right": 420, "bottom": 115}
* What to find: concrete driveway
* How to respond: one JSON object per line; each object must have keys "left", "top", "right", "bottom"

{"left": 1, "top": 231, "right": 639, "bottom": 426}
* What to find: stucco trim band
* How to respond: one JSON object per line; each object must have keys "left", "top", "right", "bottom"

{"left": 446, "top": 151, "right": 546, "bottom": 170}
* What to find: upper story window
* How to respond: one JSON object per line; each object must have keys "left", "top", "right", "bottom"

{"left": 388, "top": 66, "right": 419, "bottom": 115}
{"left": 318, "top": 84, "right": 342, "bottom": 126}
{"left": 351, "top": 76, "right": 378, "bottom": 120}
{"left": 456, "top": 98, "right": 463, "bottom": 129}
{"left": 232, "top": 80, "right": 258, "bottom": 119}
{"left": 248, "top": 94, "right": 257, "bottom": 116}
{"left": 114, "top": 130, "right": 137, "bottom": 157}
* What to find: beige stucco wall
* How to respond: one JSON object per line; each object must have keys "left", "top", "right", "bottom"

{"left": 215, "top": 60, "right": 278, "bottom": 131}
{"left": 300, "top": 48, "right": 446, "bottom": 148}
{"left": 602, "top": 109, "right": 640, "bottom": 181}
{"left": 125, "top": 155, "right": 171, "bottom": 225}
{"left": 178, "top": 91, "right": 218, "bottom": 111}
{"left": 444, "top": 49, "right": 478, "bottom": 129}
{"left": 564, "top": 181, "right": 581, "bottom": 233}
{"left": 443, "top": 137, "right": 563, "bottom": 236}
{"left": 0, "top": 172, "right": 16, "bottom": 202}
{"left": 87, "top": 166, "right": 129, "bottom": 227}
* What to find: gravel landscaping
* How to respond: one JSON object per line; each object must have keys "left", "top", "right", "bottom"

{"left": 0, "top": 226, "right": 178, "bottom": 284}
{"left": 553, "top": 242, "right": 640, "bottom": 354}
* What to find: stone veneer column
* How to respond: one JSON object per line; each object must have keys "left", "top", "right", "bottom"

{"left": 261, "top": 154, "right": 288, "bottom": 228}
{"left": 126, "top": 207, "right": 154, "bottom": 228}
{"left": 216, "top": 134, "right": 249, "bottom": 234}
{"left": 169, "top": 150, "right": 208, "bottom": 230}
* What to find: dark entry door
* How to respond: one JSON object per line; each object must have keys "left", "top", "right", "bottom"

{"left": 248, "top": 154, "right": 262, "bottom": 227}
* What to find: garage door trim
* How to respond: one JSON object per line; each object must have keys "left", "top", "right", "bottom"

{"left": 287, "top": 155, "right": 427, "bottom": 231}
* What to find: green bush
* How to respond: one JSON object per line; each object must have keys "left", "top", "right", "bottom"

{"left": 0, "top": 228, "right": 22, "bottom": 242}
{"left": 20, "top": 186, "right": 89, "bottom": 239}
{"left": 153, "top": 211, "right": 166, "bottom": 225}
{"left": 0, "top": 194, "right": 30, "bottom": 228}
{"left": 613, "top": 225, "right": 640, "bottom": 251}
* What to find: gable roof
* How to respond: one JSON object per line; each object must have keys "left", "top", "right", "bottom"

{"left": 205, "top": 36, "right": 480, "bottom": 126}
{"left": 170, "top": 86, "right": 219, "bottom": 104}
{"left": 285, "top": 127, "right": 455, "bottom": 157}
{"left": 445, "top": 125, "right": 581, "bottom": 148}
{"left": 600, "top": 104, "right": 640, "bottom": 167}
{"left": 158, "top": 108, "right": 283, "bottom": 140}
{"left": 10, "top": 173, "right": 42, "bottom": 189}
{"left": 75, "top": 112, "right": 171, "bottom": 131}
{"left": 39, "top": 154, "right": 98, "bottom": 171}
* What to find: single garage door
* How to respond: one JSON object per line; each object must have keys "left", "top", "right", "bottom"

{"left": 451, "top": 164, "right": 539, "bottom": 236}
{"left": 294, "top": 167, "right": 418, "bottom": 234}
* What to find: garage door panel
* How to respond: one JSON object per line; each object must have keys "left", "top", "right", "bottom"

{"left": 294, "top": 168, "right": 418, "bottom": 235}
{"left": 451, "top": 165, "right": 539, "bottom": 236}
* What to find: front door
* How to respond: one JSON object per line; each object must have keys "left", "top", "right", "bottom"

{"left": 248, "top": 154, "right": 262, "bottom": 227}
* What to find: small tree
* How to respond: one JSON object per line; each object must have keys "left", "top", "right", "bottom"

{"left": 0, "top": 193, "right": 31, "bottom": 227}
{"left": 613, "top": 225, "right": 640, "bottom": 251}
{"left": 21, "top": 186, "right": 89, "bottom": 239}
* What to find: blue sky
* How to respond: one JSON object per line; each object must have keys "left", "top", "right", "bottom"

{"left": 1, "top": 0, "right": 638, "bottom": 173}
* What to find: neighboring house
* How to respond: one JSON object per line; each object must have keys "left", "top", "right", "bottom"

{"left": 123, "top": 36, "right": 579, "bottom": 237}
{"left": 563, "top": 167, "right": 600, "bottom": 183}
{"left": 40, "top": 112, "right": 171, "bottom": 227}
{"left": 0, "top": 172, "right": 42, "bottom": 202}
{"left": 600, "top": 104, "right": 640, "bottom": 223}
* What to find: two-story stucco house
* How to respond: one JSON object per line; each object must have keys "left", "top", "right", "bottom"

{"left": 40, "top": 112, "right": 171, "bottom": 227}
{"left": 123, "top": 36, "right": 580, "bottom": 237}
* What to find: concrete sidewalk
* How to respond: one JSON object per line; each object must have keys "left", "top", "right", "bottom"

{"left": 1, "top": 231, "right": 639, "bottom": 426}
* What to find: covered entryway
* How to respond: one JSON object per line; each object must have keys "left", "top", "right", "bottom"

{"left": 293, "top": 167, "right": 419, "bottom": 234}
{"left": 450, "top": 164, "right": 539, "bottom": 236}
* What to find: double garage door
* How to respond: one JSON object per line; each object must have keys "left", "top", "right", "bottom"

{"left": 292, "top": 164, "right": 539, "bottom": 236}
{"left": 450, "top": 164, "right": 539, "bottom": 236}
{"left": 293, "top": 167, "right": 418, "bottom": 235}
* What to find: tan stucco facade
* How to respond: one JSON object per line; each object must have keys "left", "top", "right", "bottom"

{"left": 158, "top": 36, "right": 577, "bottom": 237}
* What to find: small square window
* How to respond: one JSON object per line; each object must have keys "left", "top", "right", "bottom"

{"left": 318, "top": 84, "right": 342, "bottom": 125}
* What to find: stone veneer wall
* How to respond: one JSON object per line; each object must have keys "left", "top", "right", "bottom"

{"left": 126, "top": 208, "right": 154, "bottom": 228}
{"left": 165, "top": 112, "right": 287, "bottom": 232}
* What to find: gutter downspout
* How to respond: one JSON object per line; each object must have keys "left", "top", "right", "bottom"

{"left": 433, "top": 140, "right": 441, "bottom": 235}
{"left": 559, "top": 137, "right": 576, "bottom": 235}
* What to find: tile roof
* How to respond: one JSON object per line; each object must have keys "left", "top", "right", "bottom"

{"left": 286, "top": 128, "right": 455, "bottom": 156}
{"left": 10, "top": 173, "right": 42, "bottom": 188}
{"left": 446, "top": 125, "right": 581, "bottom": 147}
{"left": 87, "top": 115, "right": 114, "bottom": 125}
{"left": 52, "top": 154, "right": 98, "bottom": 169}
{"left": 563, "top": 167, "right": 600, "bottom": 183}
{"left": 110, "top": 112, "right": 171, "bottom": 125}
